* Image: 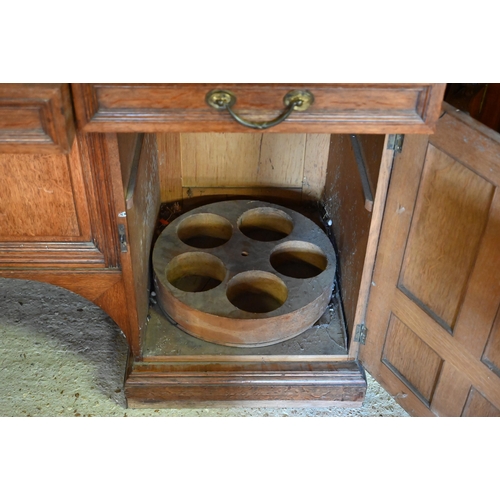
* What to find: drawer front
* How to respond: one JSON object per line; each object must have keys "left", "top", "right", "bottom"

{"left": 0, "top": 84, "right": 75, "bottom": 153}
{"left": 72, "top": 83, "right": 446, "bottom": 134}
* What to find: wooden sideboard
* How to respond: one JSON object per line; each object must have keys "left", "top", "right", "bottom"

{"left": 1, "top": 83, "right": 500, "bottom": 416}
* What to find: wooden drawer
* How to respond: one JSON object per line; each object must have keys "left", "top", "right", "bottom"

{"left": 71, "top": 83, "right": 446, "bottom": 134}
{"left": 0, "top": 84, "right": 75, "bottom": 153}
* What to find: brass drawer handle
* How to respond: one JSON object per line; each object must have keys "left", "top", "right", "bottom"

{"left": 206, "top": 89, "right": 314, "bottom": 130}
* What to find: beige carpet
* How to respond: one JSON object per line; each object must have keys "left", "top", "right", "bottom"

{"left": 0, "top": 278, "right": 409, "bottom": 417}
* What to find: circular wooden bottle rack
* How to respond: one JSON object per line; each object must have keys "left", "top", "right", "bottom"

{"left": 152, "top": 200, "right": 337, "bottom": 347}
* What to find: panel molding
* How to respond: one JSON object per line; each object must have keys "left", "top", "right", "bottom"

{"left": 0, "top": 84, "right": 75, "bottom": 154}
{"left": 392, "top": 288, "right": 500, "bottom": 409}
{"left": 0, "top": 242, "right": 105, "bottom": 267}
{"left": 72, "top": 83, "right": 446, "bottom": 134}
{"left": 360, "top": 112, "right": 500, "bottom": 416}
{"left": 398, "top": 143, "right": 494, "bottom": 332}
{"left": 125, "top": 360, "right": 366, "bottom": 408}
{"left": 462, "top": 387, "right": 500, "bottom": 417}
{"left": 482, "top": 303, "right": 500, "bottom": 377}
{"left": 78, "top": 132, "right": 122, "bottom": 268}
{"left": 381, "top": 313, "right": 443, "bottom": 406}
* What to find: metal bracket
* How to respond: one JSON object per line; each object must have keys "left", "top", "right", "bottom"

{"left": 387, "top": 134, "right": 405, "bottom": 154}
{"left": 354, "top": 324, "right": 368, "bottom": 344}
{"left": 350, "top": 135, "right": 374, "bottom": 212}
{"left": 118, "top": 224, "right": 128, "bottom": 253}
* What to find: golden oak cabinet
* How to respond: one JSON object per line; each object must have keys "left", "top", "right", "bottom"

{"left": 1, "top": 83, "right": 499, "bottom": 416}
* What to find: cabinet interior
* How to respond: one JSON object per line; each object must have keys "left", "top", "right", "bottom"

{"left": 117, "top": 132, "right": 386, "bottom": 358}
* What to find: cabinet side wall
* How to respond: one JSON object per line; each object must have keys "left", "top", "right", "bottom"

{"left": 322, "top": 135, "right": 385, "bottom": 339}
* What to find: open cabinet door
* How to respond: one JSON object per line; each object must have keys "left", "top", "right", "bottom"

{"left": 360, "top": 103, "right": 500, "bottom": 417}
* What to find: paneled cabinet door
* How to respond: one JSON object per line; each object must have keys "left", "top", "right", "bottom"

{"left": 0, "top": 132, "right": 122, "bottom": 270}
{"left": 360, "top": 103, "right": 500, "bottom": 417}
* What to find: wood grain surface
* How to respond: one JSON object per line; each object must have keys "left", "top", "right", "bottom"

{"left": 382, "top": 314, "right": 443, "bottom": 404}
{"left": 0, "top": 139, "right": 89, "bottom": 240}
{"left": 322, "top": 134, "right": 391, "bottom": 354}
{"left": 157, "top": 132, "right": 329, "bottom": 203}
{"left": 0, "top": 84, "right": 75, "bottom": 153}
{"left": 399, "top": 143, "right": 494, "bottom": 332}
{"left": 157, "top": 133, "right": 183, "bottom": 203}
{"left": 360, "top": 104, "right": 500, "bottom": 416}
{"left": 125, "top": 360, "right": 366, "bottom": 407}
{"left": 125, "top": 134, "right": 161, "bottom": 353}
{"left": 71, "top": 83, "right": 446, "bottom": 134}
{"left": 462, "top": 387, "right": 500, "bottom": 417}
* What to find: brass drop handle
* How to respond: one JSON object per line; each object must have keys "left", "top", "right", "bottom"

{"left": 205, "top": 89, "right": 314, "bottom": 130}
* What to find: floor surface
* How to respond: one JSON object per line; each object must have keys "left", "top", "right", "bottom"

{"left": 0, "top": 278, "right": 409, "bottom": 417}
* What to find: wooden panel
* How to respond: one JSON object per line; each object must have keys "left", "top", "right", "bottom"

{"left": 161, "top": 133, "right": 329, "bottom": 204}
{"left": 430, "top": 362, "right": 471, "bottom": 417}
{"left": 0, "top": 84, "right": 75, "bottom": 154}
{"left": 392, "top": 288, "right": 500, "bottom": 409}
{"left": 399, "top": 143, "right": 494, "bottom": 332}
{"left": 382, "top": 314, "right": 443, "bottom": 405}
{"left": 482, "top": 305, "right": 500, "bottom": 376}
{"left": 180, "top": 133, "right": 306, "bottom": 188}
{"left": 323, "top": 135, "right": 388, "bottom": 339}
{"left": 181, "top": 134, "right": 305, "bottom": 188}
{"left": 181, "top": 133, "right": 261, "bottom": 186}
{"left": 181, "top": 187, "right": 303, "bottom": 207}
{"left": 77, "top": 133, "right": 123, "bottom": 268}
{"left": 0, "top": 137, "right": 91, "bottom": 241}
{"left": 0, "top": 242, "right": 105, "bottom": 268}
{"left": 361, "top": 105, "right": 500, "bottom": 417}
{"left": 125, "top": 360, "right": 366, "bottom": 408}
{"left": 157, "top": 133, "right": 182, "bottom": 203}
{"left": 93, "top": 278, "right": 131, "bottom": 341}
{"left": 0, "top": 269, "right": 121, "bottom": 301}
{"left": 302, "top": 134, "right": 330, "bottom": 201}
{"left": 462, "top": 388, "right": 500, "bottom": 417}
{"left": 453, "top": 192, "right": 500, "bottom": 357}
{"left": 125, "top": 133, "right": 161, "bottom": 351}
{"left": 324, "top": 135, "right": 370, "bottom": 336}
{"left": 71, "top": 83, "right": 446, "bottom": 134}
{"left": 98, "top": 134, "right": 142, "bottom": 355}
{"left": 430, "top": 111, "right": 500, "bottom": 188}
{"left": 0, "top": 153, "right": 79, "bottom": 238}
{"left": 258, "top": 134, "right": 306, "bottom": 187}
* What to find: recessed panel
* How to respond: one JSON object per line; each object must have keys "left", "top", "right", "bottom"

{"left": 0, "top": 84, "right": 75, "bottom": 153}
{"left": 462, "top": 387, "right": 500, "bottom": 417}
{"left": 482, "top": 304, "right": 500, "bottom": 378}
{"left": 382, "top": 314, "right": 443, "bottom": 405}
{"left": 0, "top": 153, "right": 80, "bottom": 238}
{"left": 399, "top": 144, "right": 494, "bottom": 332}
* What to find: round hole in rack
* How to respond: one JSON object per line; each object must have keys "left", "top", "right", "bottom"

{"left": 270, "top": 241, "right": 327, "bottom": 279}
{"left": 166, "top": 252, "right": 227, "bottom": 292}
{"left": 238, "top": 207, "right": 293, "bottom": 242}
{"left": 177, "top": 213, "right": 233, "bottom": 248}
{"left": 226, "top": 271, "right": 288, "bottom": 313}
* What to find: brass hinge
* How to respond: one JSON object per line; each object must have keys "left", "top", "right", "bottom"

{"left": 118, "top": 224, "right": 128, "bottom": 253}
{"left": 354, "top": 324, "right": 368, "bottom": 344}
{"left": 387, "top": 134, "right": 405, "bottom": 154}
